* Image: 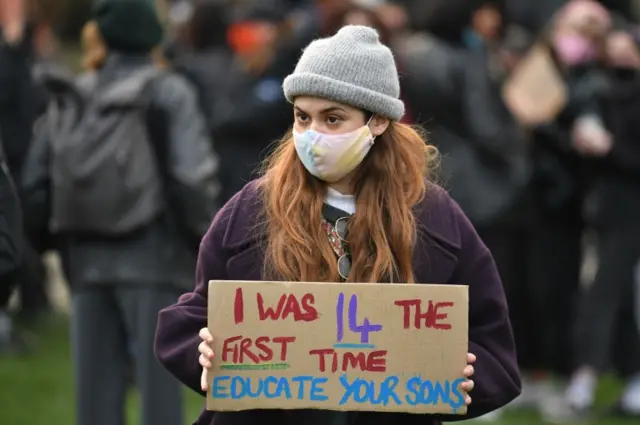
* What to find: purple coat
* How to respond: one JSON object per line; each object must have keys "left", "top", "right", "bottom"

{"left": 154, "top": 180, "right": 521, "bottom": 425}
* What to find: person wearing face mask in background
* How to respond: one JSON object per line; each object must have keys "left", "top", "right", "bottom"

{"left": 508, "top": 5, "right": 608, "bottom": 418}
{"left": 516, "top": 1, "right": 640, "bottom": 421}
{"left": 564, "top": 27, "right": 640, "bottom": 419}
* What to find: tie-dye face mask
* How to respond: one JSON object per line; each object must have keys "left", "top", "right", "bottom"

{"left": 293, "top": 120, "right": 375, "bottom": 182}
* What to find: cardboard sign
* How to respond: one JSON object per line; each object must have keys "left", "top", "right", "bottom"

{"left": 502, "top": 43, "right": 568, "bottom": 127}
{"left": 207, "top": 280, "right": 469, "bottom": 415}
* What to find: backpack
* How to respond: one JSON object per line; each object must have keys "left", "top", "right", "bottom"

{"left": 46, "top": 66, "right": 164, "bottom": 236}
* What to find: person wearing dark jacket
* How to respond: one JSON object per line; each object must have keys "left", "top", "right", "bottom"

{"left": 567, "top": 29, "right": 640, "bottom": 418}
{"left": 167, "top": 0, "right": 234, "bottom": 131}
{"left": 155, "top": 25, "right": 521, "bottom": 425}
{"left": 399, "top": 8, "right": 531, "bottom": 420}
{"left": 21, "top": 1, "right": 219, "bottom": 425}
{"left": 210, "top": 1, "right": 313, "bottom": 204}
{"left": 0, "top": 6, "right": 50, "bottom": 349}
{"left": 0, "top": 152, "right": 24, "bottom": 354}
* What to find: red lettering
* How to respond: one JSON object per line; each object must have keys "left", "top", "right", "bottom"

{"left": 222, "top": 336, "right": 296, "bottom": 364}
{"left": 394, "top": 299, "right": 454, "bottom": 330}
{"left": 272, "top": 336, "right": 296, "bottom": 361}
{"left": 368, "top": 350, "right": 387, "bottom": 372}
{"left": 342, "top": 352, "right": 367, "bottom": 371}
{"left": 257, "top": 294, "right": 286, "bottom": 320}
{"left": 256, "top": 293, "right": 318, "bottom": 322}
{"left": 309, "top": 348, "right": 388, "bottom": 373}
{"left": 282, "top": 295, "right": 300, "bottom": 320}
{"left": 240, "top": 338, "right": 261, "bottom": 364}
{"left": 433, "top": 301, "right": 454, "bottom": 330}
{"left": 234, "top": 287, "right": 244, "bottom": 324}
{"left": 255, "top": 336, "right": 273, "bottom": 362}
{"left": 309, "top": 348, "right": 334, "bottom": 372}
{"left": 221, "top": 335, "right": 242, "bottom": 362}
{"left": 394, "top": 299, "right": 420, "bottom": 329}
{"left": 300, "top": 294, "right": 319, "bottom": 321}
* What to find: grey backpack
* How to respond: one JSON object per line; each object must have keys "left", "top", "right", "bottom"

{"left": 47, "top": 67, "right": 164, "bottom": 236}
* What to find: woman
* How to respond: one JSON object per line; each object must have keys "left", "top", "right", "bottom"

{"left": 155, "top": 25, "right": 521, "bottom": 425}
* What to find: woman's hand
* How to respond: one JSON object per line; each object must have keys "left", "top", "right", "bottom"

{"left": 460, "top": 353, "right": 476, "bottom": 405}
{"left": 198, "top": 327, "right": 215, "bottom": 391}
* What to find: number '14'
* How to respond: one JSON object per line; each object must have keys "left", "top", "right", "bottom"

{"left": 336, "top": 293, "right": 383, "bottom": 344}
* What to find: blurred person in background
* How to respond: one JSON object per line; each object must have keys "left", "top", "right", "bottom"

{"left": 505, "top": 1, "right": 640, "bottom": 420}
{"left": 504, "top": 1, "right": 614, "bottom": 420}
{"left": 564, "top": 24, "right": 640, "bottom": 418}
{"left": 211, "top": 0, "right": 308, "bottom": 203}
{"left": 0, "top": 151, "right": 24, "bottom": 355}
{"left": 21, "top": 1, "right": 219, "bottom": 424}
{"left": 536, "top": 0, "right": 613, "bottom": 383}
{"left": 164, "top": 0, "right": 233, "bottom": 132}
{"left": 399, "top": 5, "right": 532, "bottom": 419}
{"left": 0, "top": 0, "right": 52, "bottom": 354}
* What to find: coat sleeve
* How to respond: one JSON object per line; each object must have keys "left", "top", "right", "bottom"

{"left": 154, "top": 193, "right": 233, "bottom": 395}
{"left": 436, "top": 195, "right": 522, "bottom": 421}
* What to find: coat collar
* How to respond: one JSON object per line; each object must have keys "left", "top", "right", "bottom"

{"left": 221, "top": 180, "right": 462, "bottom": 262}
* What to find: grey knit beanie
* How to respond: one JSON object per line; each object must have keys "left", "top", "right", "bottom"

{"left": 282, "top": 25, "right": 405, "bottom": 121}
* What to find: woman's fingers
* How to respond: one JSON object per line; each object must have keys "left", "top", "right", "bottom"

{"left": 466, "top": 352, "right": 476, "bottom": 364}
{"left": 199, "top": 353, "right": 212, "bottom": 369}
{"left": 461, "top": 379, "right": 475, "bottom": 392}
{"left": 198, "top": 340, "right": 215, "bottom": 359}
{"left": 199, "top": 327, "right": 213, "bottom": 343}
{"left": 463, "top": 365, "right": 474, "bottom": 378}
{"left": 201, "top": 367, "right": 209, "bottom": 392}
{"left": 199, "top": 328, "right": 214, "bottom": 392}
{"left": 465, "top": 394, "right": 472, "bottom": 405}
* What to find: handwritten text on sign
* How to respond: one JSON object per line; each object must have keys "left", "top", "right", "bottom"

{"left": 207, "top": 281, "right": 469, "bottom": 414}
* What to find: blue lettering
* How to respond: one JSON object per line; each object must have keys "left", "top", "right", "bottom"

{"left": 431, "top": 380, "right": 450, "bottom": 405}
{"left": 404, "top": 376, "right": 421, "bottom": 406}
{"left": 245, "top": 377, "right": 264, "bottom": 398}
{"left": 211, "top": 376, "right": 230, "bottom": 399}
{"left": 310, "top": 377, "right": 329, "bottom": 401}
{"left": 338, "top": 375, "right": 403, "bottom": 406}
{"left": 275, "top": 377, "right": 292, "bottom": 399}
{"left": 449, "top": 378, "right": 466, "bottom": 410}
{"left": 338, "top": 374, "right": 356, "bottom": 405}
{"left": 290, "top": 376, "right": 313, "bottom": 399}
{"left": 212, "top": 375, "right": 329, "bottom": 402}
{"left": 263, "top": 376, "right": 279, "bottom": 398}
{"left": 402, "top": 376, "right": 467, "bottom": 411}
{"left": 213, "top": 374, "right": 465, "bottom": 412}
{"left": 230, "top": 376, "right": 246, "bottom": 399}
{"left": 372, "top": 376, "right": 402, "bottom": 406}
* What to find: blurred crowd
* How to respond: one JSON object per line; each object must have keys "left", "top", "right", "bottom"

{"left": 1, "top": 0, "right": 640, "bottom": 424}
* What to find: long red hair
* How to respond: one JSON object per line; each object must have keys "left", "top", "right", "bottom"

{"left": 259, "top": 122, "right": 436, "bottom": 283}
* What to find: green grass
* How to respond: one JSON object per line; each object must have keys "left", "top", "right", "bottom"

{"left": 0, "top": 315, "right": 636, "bottom": 425}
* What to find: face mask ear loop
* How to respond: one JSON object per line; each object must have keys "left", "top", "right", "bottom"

{"left": 366, "top": 114, "right": 377, "bottom": 144}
